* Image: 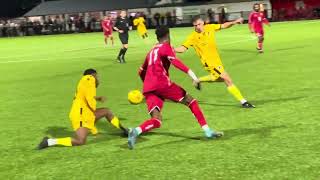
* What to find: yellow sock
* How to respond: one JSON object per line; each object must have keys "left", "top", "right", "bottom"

{"left": 199, "top": 75, "right": 215, "bottom": 82}
{"left": 110, "top": 117, "right": 120, "bottom": 129}
{"left": 227, "top": 85, "right": 246, "bottom": 102}
{"left": 91, "top": 126, "right": 98, "bottom": 135}
{"left": 56, "top": 137, "right": 72, "bottom": 147}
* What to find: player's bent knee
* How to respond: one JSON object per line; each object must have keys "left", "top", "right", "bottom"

{"left": 187, "top": 98, "right": 197, "bottom": 107}
{"left": 150, "top": 109, "right": 162, "bottom": 121}
{"left": 182, "top": 94, "right": 194, "bottom": 105}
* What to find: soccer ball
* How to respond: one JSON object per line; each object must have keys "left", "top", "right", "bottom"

{"left": 128, "top": 90, "right": 143, "bottom": 104}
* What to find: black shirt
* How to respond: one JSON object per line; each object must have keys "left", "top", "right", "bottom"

{"left": 115, "top": 17, "right": 130, "bottom": 33}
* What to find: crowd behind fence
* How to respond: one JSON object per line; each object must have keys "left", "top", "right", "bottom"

{"left": 1, "top": 8, "right": 320, "bottom": 38}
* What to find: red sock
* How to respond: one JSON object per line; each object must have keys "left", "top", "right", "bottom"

{"left": 188, "top": 99, "right": 207, "bottom": 127}
{"left": 258, "top": 42, "right": 263, "bottom": 49}
{"left": 139, "top": 118, "right": 161, "bottom": 133}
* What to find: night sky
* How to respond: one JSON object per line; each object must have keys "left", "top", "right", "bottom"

{"left": 0, "top": 0, "right": 42, "bottom": 18}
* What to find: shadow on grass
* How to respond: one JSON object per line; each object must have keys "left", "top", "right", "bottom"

{"left": 221, "top": 125, "right": 286, "bottom": 140}
{"left": 252, "top": 96, "right": 305, "bottom": 105}
{"left": 272, "top": 45, "right": 309, "bottom": 52}
{"left": 44, "top": 126, "right": 126, "bottom": 145}
{"left": 198, "top": 96, "right": 305, "bottom": 108}
{"left": 221, "top": 49, "right": 257, "bottom": 54}
{"left": 198, "top": 100, "right": 238, "bottom": 108}
{"left": 130, "top": 125, "right": 286, "bottom": 149}
{"left": 45, "top": 126, "right": 74, "bottom": 137}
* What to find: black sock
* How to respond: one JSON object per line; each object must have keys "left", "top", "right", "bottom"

{"left": 122, "top": 48, "right": 128, "bottom": 58}
{"left": 118, "top": 48, "right": 124, "bottom": 58}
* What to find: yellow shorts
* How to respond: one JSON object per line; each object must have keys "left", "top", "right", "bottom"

{"left": 69, "top": 107, "right": 95, "bottom": 131}
{"left": 138, "top": 28, "right": 147, "bottom": 36}
{"left": 204, "top": 64, "right": 225, "bottom": 81}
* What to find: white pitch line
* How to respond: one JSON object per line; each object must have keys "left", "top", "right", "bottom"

{"left": 0, "top": 45, "right": 104, "bottom": 59}
{"left": 0, "top": 36, "right": 256, "bottom": 64}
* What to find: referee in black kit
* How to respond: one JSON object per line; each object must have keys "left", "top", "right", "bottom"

{"left": 114, "top": 10, "right": 131, "bottom": 63}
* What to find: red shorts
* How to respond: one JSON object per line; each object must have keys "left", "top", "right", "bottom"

{"left": 255, "top": 30, "right": 264, "bottom": 37}
{"left": 104, "top": 30, "right": 113, "bottom": 36}
{"left": 144, "top": 83, "right": 186, "bottom": 113}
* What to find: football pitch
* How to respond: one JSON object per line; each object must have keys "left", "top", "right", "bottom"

{"left": 1, "top": 20, "right": 320, "bottom": 179}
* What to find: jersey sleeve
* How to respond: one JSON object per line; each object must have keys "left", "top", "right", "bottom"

{"left": 139, "top": 56, "right": 148, "bottom": 82}
{"left": 207, "top": 24, "right": 221, "bottom": 31}
{"left": 182, "top": 34, "right": 194, "bottom": 49}
{"left": 133, "top": 19, "right": 138, "bottom": 26}
{"left": 101, "top": 21, "right": 106, "bottom": 29}
{"left": 262, "top": 14, "right": 270, "bottom": 25}
{"left": 114, "top": 18, "right": 120, "bottom": 29}
{"left": 163, "top": 45, "right": 189, "bottom": 73}
{"left": 83, "top": 76, "right": 97, "bottom": 111}
{"left": 248, "top": 12, "right": 254, "bottom": 24}
{"left": 248, "top": 13, "right": 255, "bottom": 31}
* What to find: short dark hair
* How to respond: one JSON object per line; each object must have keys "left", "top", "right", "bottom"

{"left": 83, "top": 68, "right": 97, "bottom": 76}
{"left": 155, "top": 26, "right": 169, "bottom": 40}
{"left": 192, "top": 15, "right": 203, "bottom": 23}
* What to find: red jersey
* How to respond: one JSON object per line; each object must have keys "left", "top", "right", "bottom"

{"left": 249, "top": 12, "right": 269, "bottom": 32}
{"left": 139, "top": 42, "right": 190, "bottom": 93}
{"left": 101, "top": 19, "right": 113, "bottom": 32}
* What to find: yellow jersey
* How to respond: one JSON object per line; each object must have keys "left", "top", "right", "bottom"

{"left": 69, "top": 75, "right": 96, "bottom": 121}
{"left": 133, "top": 17, "right": 147, "bottom": 36}
{"left": 182, "top": 24, "right": 222, "bottom": 67}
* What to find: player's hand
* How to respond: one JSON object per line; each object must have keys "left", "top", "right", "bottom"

{"left": 193, "top": 79, "right": 201, "bottom": 91}
{"left": 95, "top": 96, "right": 106, "bottom": 103}
{"left": 234, "top": 18, "right": 244, "bottom": 24}
{"left": 118, "top": 30, "right": 124, "bottom": 33}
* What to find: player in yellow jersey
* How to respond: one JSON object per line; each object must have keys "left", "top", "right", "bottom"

{"left": 133, "top": 14, "right": 148, "bottom": 39}
{"left": 38, "top": 69, "right": 128, "bottom": 149}
{"left": 175, "top": 16, "right": 255, "bottom": 108}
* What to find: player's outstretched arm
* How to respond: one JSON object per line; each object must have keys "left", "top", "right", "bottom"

{"left": 171, "top": 58, "right": 201, "bottom": 90}
{"left": 221, "top": 18, "right": 244, "bottom": 29}
{"left": 263, "top": 18, "right": 271, "bottom": 27}
{"left": 174, "top": 46, "right": 188, "bottom": 53}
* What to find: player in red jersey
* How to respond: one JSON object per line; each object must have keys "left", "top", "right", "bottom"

{"left": 248, "top": 3, "right": 270, "bottom": 53}
{"left": 101, "top": 15, "right": 114, "bottom": 46}
{"left": 127, "top": 26, "right": 223, "bottom": 150}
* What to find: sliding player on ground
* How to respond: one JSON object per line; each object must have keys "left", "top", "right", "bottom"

{"left": 38, "top": 69, "right": 128, "bottom": 149}
{"left": 249, "top": 3, "right": 270, "bottom": 53}
{"left": 128, "top": 26, "right": 223, "bottom": 150}
{"left": 175, "top": 16, "right": 255, "bottom": 108}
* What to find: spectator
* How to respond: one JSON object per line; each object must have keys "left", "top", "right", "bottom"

{"left": 220, "top": 6, "right": 227, "bottom": 23}
{"left": 160, "top": 13, "right": 165, "bottom": 25}
{"left": 172, "top": 9, "right": 177, "bottom": 26}
{"left": 166, "top": 12, "right": 173, "bottom": 27}
{"left": 20, "top": 19, "right": 27, "bottom": 36}
{"left": 67, "top": 17, "right": 73, "bottom": 32}
{"left": 154, "top": 12, "right": 160, "bottom": 27}
{"left": 0, "top": 21, "right": 3, "bottom": 37}
{"left": 207, "top": 9, "right": 215, "bottom": 23}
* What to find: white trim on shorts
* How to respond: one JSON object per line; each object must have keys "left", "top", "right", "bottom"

{"left": 148, "top": 106, "right": 161, "bottom": 114}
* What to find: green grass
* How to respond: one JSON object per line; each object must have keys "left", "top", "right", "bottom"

{"left": 1, "top": 20, "right": 320, "bottom": 180}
